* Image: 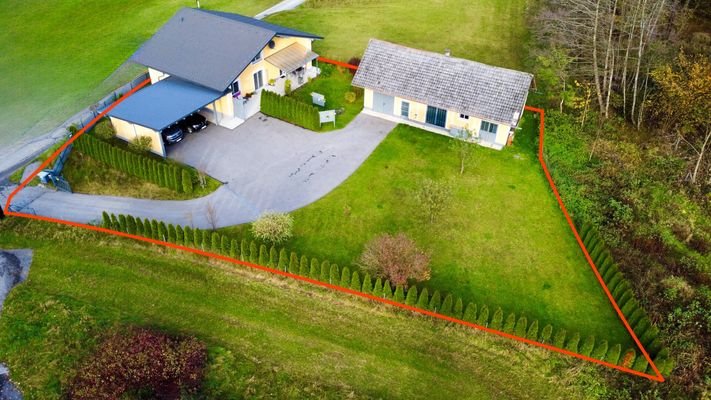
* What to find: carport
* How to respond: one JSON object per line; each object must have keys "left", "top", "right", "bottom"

{"left": 108, "top": 77, "right": 224, "bottom": 156}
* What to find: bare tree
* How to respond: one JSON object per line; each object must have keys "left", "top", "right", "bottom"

{"left": 205, "top": 201, "right": 218, "bottom": 230}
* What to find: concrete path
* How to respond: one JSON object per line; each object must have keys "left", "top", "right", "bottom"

{"left": 2, "top": 114, "right": 395, "bottom": 229}
{"left": 254, "top": 0, "right": 306, "bottom": 20}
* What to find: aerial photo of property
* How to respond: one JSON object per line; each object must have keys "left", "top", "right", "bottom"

{"left": 0, "top": 0, "right": 709, "bottom": 399}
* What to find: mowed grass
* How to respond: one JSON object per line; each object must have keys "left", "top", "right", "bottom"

{"left": 0, "top": 0, "right": 279, "bottom": 146}
{"left": 0, "top": 219, "right": 600, "bottom": 399}
{"left": 268, "top": 0, "right": 529, "bottom": 69}
{"left": 225, "top": 120, "right": 632, "bottom": 346}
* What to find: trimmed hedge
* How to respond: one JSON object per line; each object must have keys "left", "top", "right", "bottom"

{"left": 73, "top": 131, "right": 196, "bottom": 193}
{"left": 260, "top": 90, "right": 320, "bottom": 131}
{"left": 104, "top": 212, "right": 655, "bottom": 372}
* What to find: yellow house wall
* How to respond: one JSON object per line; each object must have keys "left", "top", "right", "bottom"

{"left": 235, "top": 36, "right": 314, "bottom": 94}
{"left": 148, "top": 68, "right": 170, "bottom": 84}
{"left": 110, "top": 117, "right": 165, "bottom": 156}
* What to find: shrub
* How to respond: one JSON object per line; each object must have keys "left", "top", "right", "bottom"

{"left": 394, "top": 285, "right": 405, "bottom": 302}
{"left": 416, "top": 287, "right": 429, "bottom": 309}
{"left": 463, "top": 303, "right": 477, "bottom": 322}
{"left": 249, "top": 241, "right": 258, "bottom": 263}
{"left": 118, "top": 214, "right": 127, "bottom": 232}
{"left": 221, "top": 236, "right": 229, "bottom": 254}
{"left": 182, "top": 170, "right": 194, "bottom": 194}
{"left": 136, "top": 218, "right": 145, "bottom": 236}
{"left": 211, "top": 232, "right": 221, "bottom": 251}
{"left": 565, "top": 332, "right": 581, "bottom": 353}
{"left": 453, "top": 298, "right": 464, "bottom": 319}
{"left": 288, "top": 252, "right": 299, "bottom": 274}
{"left": 415, "top": 179, "right": 452, "bottom": 224}
{"left": 126, "top": 216, "right": 137, "bottom": 235}
{"left": 284, "top": 79, "right": 292, "bottom": 95}
{"left": 329, "top": 264, "right": 340, "bottom": 284}
{"left": 632, "top": 355, "right": 648, "bottom": 371}
{"left": 429, "top": 290, "right": 442, "bottom": 312}
{"left": 251, "top": 212, "right": 293, "bottom": 244}
{"left": 297, "top": 255, "right": 308, "bottom": 276}
{"left": 620, "top": 348, "right": 636, "bottom": 367}
{"left": 540, "top": 324, "right": 553, "bottom": 343}
{"left": 553, "top": 329, "right": 567, "bottom": 348}
{"left": 201, "top": 230, "right": 209, "bottom": 250}
{"left": 503, "top": 313, "right": 516, "bottom": 333}
{"left": 405, "top": 285, "right": 418, "bottom": 305}
{"left": 176, "top": 225, "right": 184, "bottom": 244}
{"left": 477, "top": 305, "right": 489, "bottom": 326}
{"left": 526, "top": 320, "right": 539, "bottom": 340}
{"left": 592, "top": 340, "right": 609, "bottom": 360}
{"left": 605, "top": 344, "right": 622, "bottom": 364}
{"left": 344, "top": 91, "right": 357, "bottom": 103}
{"left": 258, "top": 244, "right": 268, "bottom": 265}
{"left": 382, "top": 280, "right": 393, "bottom": 299}
{"left": 350, "top": 271, "right": 361, "bottom": 291}
{"left": 278, "top": 249, "right": 288, "bottom": 270}
{"left": 229, "top": 239, "right": 238, "bottom": 258}
{"left": 309, "top": 258, "right": 320, "bottom": 278}
{"left": 260, "top": 91, "right": 320, "bottom": 130}
{"left": 320, "top": 261, "right": 330, "bottom": 282}
{"left": 490, "top": 308, "right": 504, "bottom": 330}
{"left": 67, "top": 328, "right": 206, "bottom": 400}
{"left": 362, "top": 273, "right": 373, "bottom": 293}
{"left": 358, "top": 233, "right": 430, "bottom": 287}
{"left": 129, "top": 135, "right": 153, "bottom": 153}
{"left": 339, "top": 266, "right": 351, "bottom": 286}
{"left": 102, "top": 212, "right": 111, "bottom": 228}
{"left": 372, "top": 277, "right": 383, "bottom": 297}
{"left": 580, "top": 335, "right": 596, "bottom": 356}
{"left": 514, "top": 317, "right": 528, "bottom": 338}
{"left": 93, "top": 119, "right": 115, "bottom": 140}
{"left": 240, "top": 239, "right": 248, "bottom": 261}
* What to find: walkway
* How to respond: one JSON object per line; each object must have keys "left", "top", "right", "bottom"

{"left": 2, "top": 114, "right": 395, "bottom": 229}
{"left": 254, "top": 0, "right": 305, "bottom": 20}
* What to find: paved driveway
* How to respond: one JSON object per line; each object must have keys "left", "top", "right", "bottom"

{"left": 3, "top": 113, "right": 395, "bottom": 228}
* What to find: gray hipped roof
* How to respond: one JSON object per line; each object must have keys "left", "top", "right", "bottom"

{"left": 130, "top": 8, "right": 321, "bottom": 92}
{"left": 352, "top": 39, "right": 533, "bottom": 126}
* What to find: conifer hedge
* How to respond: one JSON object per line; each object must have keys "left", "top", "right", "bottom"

{"left": 260, "top": 91, "right": 320, "bottom": 131}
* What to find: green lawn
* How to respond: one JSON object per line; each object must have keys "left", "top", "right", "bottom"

{"left": 225, "top": 119, "right": 633, "bottom": 347}
{"left": 268, "top": 0, "right": 529, "bottom": 69}
{"left": 288, "top": 64, "right": 364, "bottom": 130}
{"left": 0, "top": 219, "right": 602, "bottom": 399}
{"left": 0, "top": 0, "right": 279, "bottom": 147}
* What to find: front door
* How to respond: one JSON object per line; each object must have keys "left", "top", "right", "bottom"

{"left": 426, "top": 106, "right": 447, "bottom": 128}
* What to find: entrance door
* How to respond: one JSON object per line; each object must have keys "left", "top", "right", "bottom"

{"left": 373, "top": 92, "right": 395, "bottom": 115}
{"left": 426, "top": 106, "right": 447, "bottom": 128}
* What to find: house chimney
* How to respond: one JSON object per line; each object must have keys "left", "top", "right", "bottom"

{"left": 444, "top": 49, "right": 451, "bottom": 57}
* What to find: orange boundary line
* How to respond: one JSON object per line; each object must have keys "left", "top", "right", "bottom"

{"left": 2, "top": 69, "right": 663, "bottom": 382}
{"left": 317, "top": 56, "right": 358, "bottom": 71}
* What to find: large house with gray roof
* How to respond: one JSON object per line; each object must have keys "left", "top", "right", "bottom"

{"left": 108, "top": 7, "right": 322, "bottom": 156}
{"left": 352, "top": 39, "right": 533, "bottom": 150}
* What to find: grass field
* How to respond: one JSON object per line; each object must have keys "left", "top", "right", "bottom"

{"left": 223, "top": 119, "right": 633, "bottom": 347}
{"left": 0, "top": 0, "right": 279, "bottom": 147}
{"left": 267, "top": 0, "right": 530, "bottom": 69}
{"left": 0, "top": 219, "right": 603, "bottom": 399}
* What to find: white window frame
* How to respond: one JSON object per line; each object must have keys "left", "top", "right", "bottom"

{"left": 251, "top": 51, "right": 262, "bottom": 64}
{"left": 253, "top": 70, "right": 264, "bottom": 91}
{"left": 480, "top": 121, "right": 498, "bottom": 134}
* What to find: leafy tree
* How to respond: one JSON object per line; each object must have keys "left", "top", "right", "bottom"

{"left": 358, "top": 233, "right": 430, "bottom": 287}
{"left": 415, "top": 178, "right": 452, "bottom": 224}
{"left": 251, "top": 212, "right": 293, "bottom": 244}
{"left": 448, "top": 128, "right": 478, "bottom": 174}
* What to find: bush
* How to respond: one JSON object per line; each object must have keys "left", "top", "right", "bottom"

{"left": 580, "top": 335, "right": 596, "bottom": 356}
{"left": 382, "top": 280, "right": 393, "bottom": 299}
{"left": 259, "top": 244, "right": 268, "bottom": 265}
{"left": 405, "top": 285, "right": 418, "bottom": 305}
{"left": 565, "top": 332, "right": 581, "bottom": 353}
{"left": 260, "top": 91, "right": 320, "bottom": 130}
{"left": 503, "top": 313, "right": 516, "bottom": 333}
{"left": 240, "top": 240, "right": 249, "bottom": 261}
{"left": 416, "top": 287, "right": 429, "bottom": 309}
{"left": 68, "top": 328, "right": 207, "bottom": 400}
{"left": 514, "top": 316, "right": 528, "bottom": 338}
{"left": 298, "top": 255, "right": 308, "bottom": 275}
{"left": 394, "top": 285, "right": 405, "bottom": 302}
{"left": 102, "top": 212, "right": 111, "bottom": 228}
{"left": 429, "top": 290, "right": 441, "bottom": 311}
{"left": 309, "top": 258, "right": 320, "bottom": 278}
{"left": 463, "top": 303, "right": 477, "bottom": 322}
{"left": 129, "top": 135, "right": 153, "bottom": 153}
{"left": 540, "top": 324, "right": 553, "bottom": 343}
{"left": 477, "top": 305, "right": 489, "bottom": 326}
{"left": 340, "top": 266, "right": 351, "bottom": 287}
{"left": 605, "top": 344, "right": 622, "bottom": 364}
{"left": 592, "top": 340, "right": 609, "bottom": 360}
{"left": 372, "top": 277, "right": 383, "bottom": 297}
{"left": 249, "top": 241, "right": 258, "bottom": 263}
{"left": 182, "top": 170, "right": 194, "bottom": 194}
{"left": 329, "top": 264, "right": 340, "bottom": 284}
{"left": 490, "top": 308, "right": 504, "bottom": 330}
{"left": 284, "top": 79, "right": 292, "bottom": 95}
{"left": 344, "top": 91, "right": 357, "bottom": 104}
{"left": 278, "top": 249, "right": 288, "bottom": 270}
{"left": 553, "top": 329, "right": 567, "bottom": 348}
{"left": 230, "top": 239, "right": 238, "bottom": 258}
{"left": 350, "top": 271, "right": 361, "bottom": 291}
{"left": 358, "top": 233, "right": 430, "bottom": 287}
{"left": 453, "top": 298, "right": 464, "bottom": 319}
{"left": 251, "top": 212, "right": 293, "bottom": 245}
{"left": 362, "top": 273, "right": 373, "bottom": 293}
{"left": 211, "top": 232, "right": 221, "bottom": 251}
{"left": 526, "top": 320, "right": 539, "bottom": 340}
{"left": 93, "top": 119, "right": 115, "bottom": 140}
{"left": 320, "top": 261, "right": 330, "bottom": 282}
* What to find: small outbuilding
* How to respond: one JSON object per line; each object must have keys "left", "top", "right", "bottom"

{"left": 352, "top": 39, "right": 533, "bottom": 149}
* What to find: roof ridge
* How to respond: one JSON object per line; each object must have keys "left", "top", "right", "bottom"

{"left": 185, "top": 7, "right": 273, "bottom": 34}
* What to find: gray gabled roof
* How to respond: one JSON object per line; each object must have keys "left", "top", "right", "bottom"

{"left": 352, "top": 39, "right": 533, "bottom": 126}
{"left": 130, "top": 8, "right": 321, "bottom": 92}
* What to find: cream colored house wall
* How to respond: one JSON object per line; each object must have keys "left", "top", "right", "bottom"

{"left": 364, "top": 88, "right": 374, "bottom": 109}
{"left": 110, "top": 117, "right": 165, "bottom": 156}
{"left": 148, "top": 68, "right": 170, "bottom": 84}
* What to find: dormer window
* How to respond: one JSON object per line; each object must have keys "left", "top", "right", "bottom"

{"left": 251, "top": 51, "right": 262, "bottom": 64}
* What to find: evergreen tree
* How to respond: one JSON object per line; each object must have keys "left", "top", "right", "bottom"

{"left": 393, "top": 285, "right": 405, "bottom": 303}
{"left": 329, "top": 264, "right": 340, "bottom": 284}
{"left": 299, "top": 255, "right": 309, "bottom": 276}
{"left": 503, "top": 313, "right": 517, "bottom": 333}
{"left": 440, "top": 294, "right": 454, "bottom": 316}
{"left": 361, "top": 273, "right": 373, "bottom": 293}
{"left": 405, "top": 286, "right": 418, "bottom": 306}
{"left": 289, "top": 252, "right": 299, "bottom": 274}
{"left": 592, "top": 340, "right": 609, "bottom": 360}
{"left": 159, "top": 222, "right": 168, "bottom": 241}
{"left": 249, "top": 241, "right": 258, "bottom": 263}
{"left": 381, "top": 280, "right": 393, "bottom": 299}
{"left": 240, "top": 239, "right": 248, "bottom": 261}
{"left": 168, "top": 224, "right": 177, "bottom": 243}
{"left": 173, "top": 167, "right": 182, "bottom": 193}
{"left": 632, "top": 355, "right": 648, "bottom": 371}
{"left": 462, "top": 303, "right": 477, "bottom": 322}
{"left": 340, "top": 266, "right": 351, "bottom": 287}
{"left": 526, "top": 320, "right": 539, "bottom": 340}
{"left": 135, "top": 218, "right": 145, "bottom": 236}
{"left": 175, "top": 225, "right": 184, "bottom": 245}
{"left": 278, "top": 249, "right": 288, "bottom": 270}
{"left": 605, "top": 344, "right": 622, "bottom": 364}
{"left": 477, "top": 305, "right": 489, "bottom": 326}
{"left": 553, "top": 329, "right": 567, "bottom": 348}
{"left": 193, "top": 228, "right": 201, "bottom": 248}
{"left": 211, "top": 232, "right": 221, "bottom": 251}
{"left": 259, "top": 244, "right": 268, "bottom": 265}
{"left": 269, "top": 246, "right": 278, "bottom": 267}
{"left": 110, "top": 214, "right": 120, "bottom": 231}
{"left": 429, "top": 290, "right": 441, "bottom": 312}
{"left": 620, "top": 349, "right": 636, "bottom": 368}
{"left": 151, "top": 220, "right": 160, "bottom": 240}
{"left": 201, "top": 230, "right": 209, "bottom": 250}
{"left": 183, "top": 226, "right": 193, "bottom": 246}
{"left": 102, "top": 212, "right": 111, "bottom": 228}
{"left": 490, "top": 308, "right": 504, "bottom": 330}
{"left": 372, "top": 277, "right": 383, "bottom": 297}
{"left": 144, "top": 219, "right": 153, "bottom": 238}
{"left": 453, "top": 298, "right": 464, "bottom": 319}
{"left": 319, "top": 261, "right": 330, "bottom": 282}
{"left": 565, "top": 332, "right": 581, "bottom": 353}
{"left": 350, "top": 271, "right": 361, "bottom": 291}
{"left": 126, "top": 215, "right": 136, "bottom": 235}
{"left": 182, "top": 170, "right": 193, "bottom": 194}
{"left": 416, "top": 287, "right": 429, "bottom": 309}
{"left": 221, "top": 236, "right": 229, "bottom": 255}
{"left": 230, "top": 239, "right": 238, "bottom": 258}
{"left": 580, "top": 335, "right": 596, "bottom": 356}
{"left": 514, "top": 316, "right": 528, "bottom": 338}
{"left": 309, "top": 258, "right": 320, "bottom": 279}
{"left": 118, "top": 214, "right": 127, "bottom": 232}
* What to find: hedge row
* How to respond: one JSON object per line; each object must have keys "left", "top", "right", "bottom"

{"left": 578, "top": 222, "right": 674, "bottom": 375}
{"left": 260, "top": 90, "right": 320, "bottom": 131}
{"left": 102, "top": 212, "right": 673, "bottom": 375}
{"left": 74, "top": 132, "right": 194, "bottom": 194}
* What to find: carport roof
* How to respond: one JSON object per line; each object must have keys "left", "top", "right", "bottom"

{"left": 108, "top": 77, "right": 223, "bottom": 131}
